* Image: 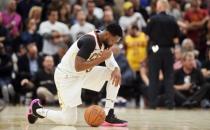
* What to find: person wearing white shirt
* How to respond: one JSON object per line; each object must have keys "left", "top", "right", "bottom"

{"left": 119, "top": 1, "right": 146, "bottom": 33}
{"left": 70, "top": 10, "right": 95, "bottom": 42}
{"left": 38, "top": 8, "right": 69, "bottom": 55}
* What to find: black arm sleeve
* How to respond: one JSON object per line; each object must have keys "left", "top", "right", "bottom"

{"left": 77, "top": 35, "right": 96, "bottom": 60}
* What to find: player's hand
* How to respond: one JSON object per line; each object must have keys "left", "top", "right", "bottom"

{"left": 101, "top": 49, "right": 112, "bottom": 60}
{"left": 111, "top": 68, "right": 121, "bottom": 87}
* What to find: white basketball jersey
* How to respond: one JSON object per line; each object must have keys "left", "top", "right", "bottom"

{"left": 57, "top": 31, "right": 105, "bottom": 75}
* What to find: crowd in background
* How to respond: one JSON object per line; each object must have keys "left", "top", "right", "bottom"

{"left": 0, "top": 0, "right": 210, "bottom": 109}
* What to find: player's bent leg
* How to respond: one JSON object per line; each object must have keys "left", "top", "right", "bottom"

{"left": 82, "top": 66, "right": 128, "bottom": 127}
{"left": 27, "top": 99, "right": 77, "bottom": 125}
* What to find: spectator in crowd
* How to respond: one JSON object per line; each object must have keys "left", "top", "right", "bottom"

{"left": 58, "top": 3, "right": 71, "bottom": 27}
{"left": 181, "top": 38, "right": 199, "bottom": 57}
{"left": 130, "top": 0, "right": 149, "bottom": 21}
{"left": 38, "top": 8, "right": 70, "bottom": 55}
{"left": 53, "top": 44, "right": 68, "bottom": 66}
{"left": 16, "top": 43, "right": 42, "bottom": 104}
{"left": 1, "top": 0, "right": 21, "bottom": 39}
{"left": 28, "top": 6, "right": 42, "bottom": 27}
{"left": 86, "top": 1, "right": 101, "bottom": 28}
{"left": 119, "top": 1, "right": 146, "bottom": 33}
{"left": 99, "top": 9, "right": 115, "bottom": 30}
{"left": 174, "top": 52, "right": 210, "bottom": 108}
{"left": 103, "top": 4, "right": 121, "bottom": 22}
{"left": 0, "top": 12, "right": 8, "bottom": 44}
{"left": 0, "top": 43, "right": 15, "bottom": 104}
{"left": 168, "top": 0, "right": 182, "bottom": 20}
{"left": 174, "top": 46, "right": 183, "bottom": 70}
{"left": 146, "top": 0, "right": 180, "bottom": 109}
{"left": 70, "top": 10, "right": 95, "bottom": 41}
{"left": 21, "top": 18, "right": 43, "bottom": 52}
{"left": 181, "top": 38, "right": 201, "bottom": 68}
{"left": 202, "top": 48, "right": 210, "bottom": 83}
{"left": 183, "top": 0, "right": 209, "bottom": 60}
{"left": 124, "top": 24, "right": 148, "bottom": 107}
{"left": 84, "top": 0, "right": 104, "bottom": 20}
{"left": 69, "top": 4, "right": 82, "bottom": 26}
{"left": 16, "top": 0, "right": 41, "bottom": 23}
{"left": 35, "top": 55, "right": 57, "bottom": 105}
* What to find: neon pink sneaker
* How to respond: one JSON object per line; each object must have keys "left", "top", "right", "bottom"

{"left": 101, "top": 109, "right": 128, "bottom": 127}
{"left": 27, "top": 99, "right": 44, "bottom": 124}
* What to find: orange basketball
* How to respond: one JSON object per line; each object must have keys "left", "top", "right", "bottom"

{"left": 84, "top": 105, "right": 106, "bottom": 127}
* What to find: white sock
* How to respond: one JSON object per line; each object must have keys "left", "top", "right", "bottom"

{"left": 104, "top": 81, "right": 120, "bottom": 115}
{"left": 36, "top": 108, "right": 49, "bottom": 117}
{"left": 36, "top": 107, "right": 77, "bottom": 125}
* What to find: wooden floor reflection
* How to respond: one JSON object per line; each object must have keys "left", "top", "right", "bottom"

{"left": 0, "top": 106, "right": 210, "bottom": 130}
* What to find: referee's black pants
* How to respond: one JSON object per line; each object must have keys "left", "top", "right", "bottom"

{"left": 148, "top": 48, "right": 175, "bottom": 109}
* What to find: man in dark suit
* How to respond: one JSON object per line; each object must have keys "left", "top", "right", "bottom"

{"left": 146, "top": 0, "right": 180, "bottom": 109}
{"left": 15, "top": 43, "right": 42, "bottom": 103}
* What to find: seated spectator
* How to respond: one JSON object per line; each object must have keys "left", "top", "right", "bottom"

{"left": 99, "top": 9, "right": 115, "bottom": 30}
{"left": 21, "top": 18, "right": 43, "bottom": 52}
{"left": 0, "top": 12, "right": 8, "bottom": 44}
{"left": 174, "top": 46, "right": 183, "bottom": 70}
{"left": 1, "top": 0, "right": 21, "bottom": 38}
{"left": 174, "top": 52, "right": 210, "bottom": 108}
{"left": 58, "top": 3, "right": 71, "bottom": 27}
{"left": 69, "top": 4, "right": 82, "bottom": 26}
{"left": 15, "top": 43, "right": 42, "bottom": 105}
{"left": 168, "top": 0, "right": 182, "bottom": 20}
{"left": 181, "top": 38, "right": 199, "bottom": 56}
{"left": 130, "top": 0, "right": 149, "bottom": 21}
{"left": 53, "top": 44, "right": 68, "bottom": 66}
{"left": 202, "top": 48, "right": 210, "bottom": 83}
{"left": 70, "top": 10, "right": 95, "bottom": 41}
{"left": 82, "top": 0, "right": 103, "bottom": 20}
{"left": 0, "top": 43, "right": 15, "bottom": 104}
{"left": 16, "top": 0, "right": 41, "bottom": 23}
{"left": 119, "top": 1, "right": 146, "bottom": 33}
{"left": 38, "top": 7, "right": 70, "bottom": 55}
{"left": 35, "top": 55, "right": 58, "bottom": 105}
{"left": 181, "top": 38, "right": 201, "bottom": 68}
{"left": 183, "top": 0, "right": 209, "bottom": 59}
{"left": 86, "top": 1, "right": 102, "bottom": 28}
{"left": 28, "top": 6, "right": 42, "bottom": 27}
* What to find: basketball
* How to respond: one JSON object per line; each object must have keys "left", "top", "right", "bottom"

{"left": 84, "top": 105, "right": 106, "bottom": 127}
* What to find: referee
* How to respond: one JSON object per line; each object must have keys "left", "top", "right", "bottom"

{"left": 146, "top": 0, "right": 180, "bottom": 109}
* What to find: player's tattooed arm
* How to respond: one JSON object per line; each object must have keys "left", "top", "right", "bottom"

{"left": 75, "top": 49, "right": 112, "bottom": 72}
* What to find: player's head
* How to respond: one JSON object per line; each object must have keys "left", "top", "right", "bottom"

{"left": 103, "top": 23, "right": 123, "bottom": 48}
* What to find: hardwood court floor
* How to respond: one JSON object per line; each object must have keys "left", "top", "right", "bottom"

{"left": 0, "top": 106, "right": 210, "bottom": 130}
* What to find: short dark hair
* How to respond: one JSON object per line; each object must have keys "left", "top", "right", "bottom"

{"left": 106, "top": 23, "right": 123, "bottom": 37}
{"left": 131, "top": 24, "right": 139, "bottom": 30}
{"left": 47, "top": 7, "right": 58, "bottom": 16}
